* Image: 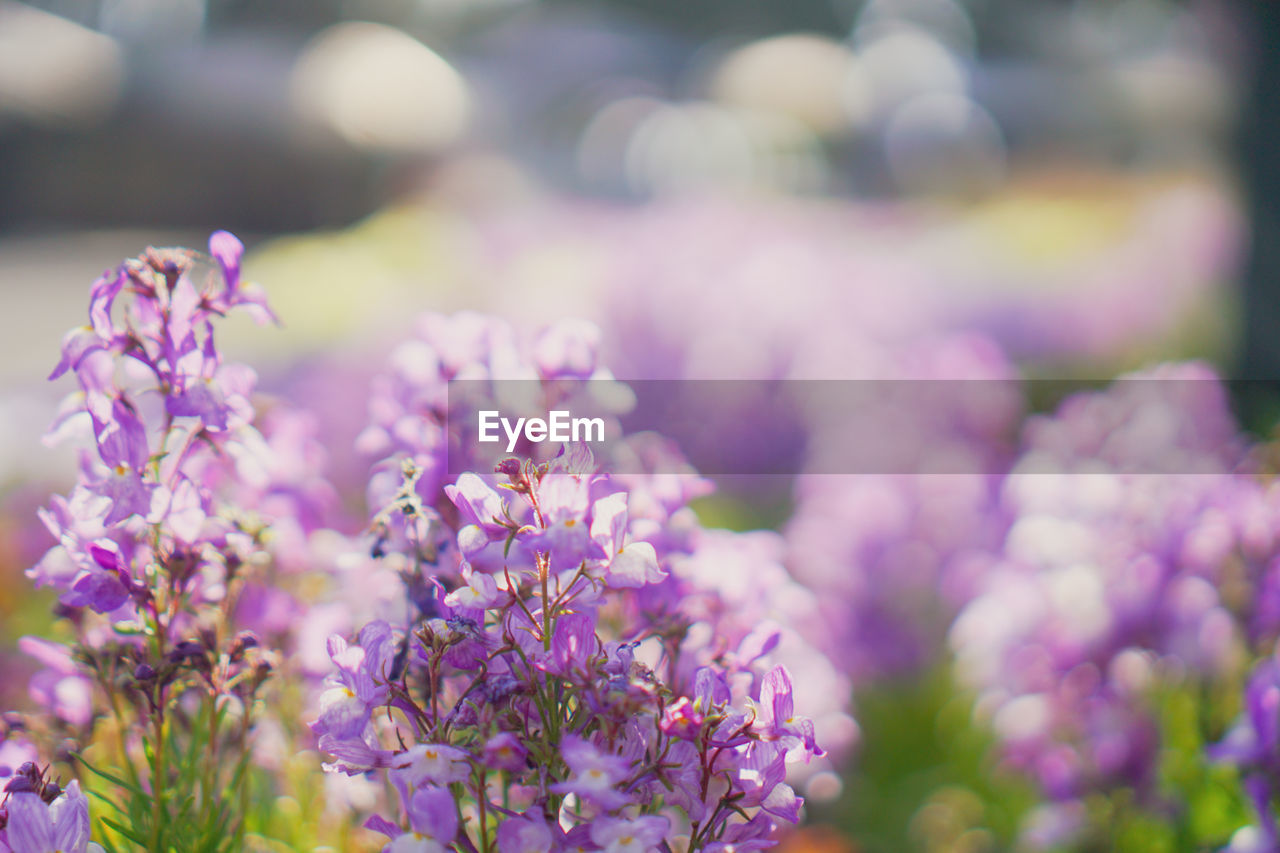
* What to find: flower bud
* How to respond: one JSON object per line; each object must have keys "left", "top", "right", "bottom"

{"left": 230, "top": 631, "right": 260, "bottom": 662}
{"left": 4, "top": 774, "right": 37, "bottom": 794}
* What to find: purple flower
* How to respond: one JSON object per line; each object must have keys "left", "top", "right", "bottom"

{"left": 40, "top": 535, "right": 135, "bottom": 615}
{"left": 693, "top": 666, "right": 731, "bottom": 712}
{"left": 703, "top": 812, "right": 777, "bottom": 851}
{"left": 312, "top": 622, "right": 399, "bottom": 742}
{"left": 89, "top": 399, "right": 149, "bottom": 474}
{"left": 442, "top": 567, "right": 502, "bottom": 616}
{"left": 30, "top": 489, "right": 110, "bottom": 597}
{"left": 1212, "top": 656, "right": 1280, "bottom": 770}
{"left": 521, "top": 474, "right": 605, "bottom": 571}
{"left": 445, "top": 473, "right": 512, "bottom": 548}
{"left": 0, "top": 738, "right": 38, "bottom": 787}
{"left": 209, "top": 230, "right": 242, "bottom": 292}
{"left": 496, "top": 815, "right": 553, "bottom": 853}
{"left": 734, "top": 742, "right": 800, "bottom": 820}
{"left": 550, "top": 735, "right": 631, "bottom": 810}
{"left": 93, "top": 466, "right": 154, "bottom": 528}
{"left": 35, "top": 232, "right": 284, "bottom": 627}
{"left": 546, "top": 613, "right": 599, "bottom": 677}
{"left": 590, "top": 492, "right": 665, "bottom": 589}
{"left": 1210, "top": 650, "right": 1280, "bottom": 849}
{"left": 48, "top": 268, "right": 121, "bottom": 383}
{"left": 316, "top": 735, "right": 398, "bottom": 776}
{"left": 166, "top": 358, "right": 257, "bottom": 434}
{"left": 383, "top": 786, "right": 458, "bottom": 853}
{"left": 207, "top": 230, "right": 276, "bottom": 325}
{"left": 321, "top": 308, "right": 845, "bottom": 848}
{"left": 755, "top": 666, "right": 823, "bottom": 758}
{"left": 943, "top": 363, "right": 1274, "bottom": 839}
{"left": 588, "top": 815, "right": 669, "bottom": 853}
{"left": 152, "top": 476, "right": 207, "bottom": 546}
{"left": 0, "top": 781, "right": 101, "bottom": 853}
{"left": 49, "top": 329, "right": 104, "bottom": 385}
{"left": 390, "top": 744, "right": 470, "bottom": 788}
{"left": 480, "top": 733, "right": 527, "bottom": 772}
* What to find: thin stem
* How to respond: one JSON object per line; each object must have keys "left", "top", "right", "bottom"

{"left": 205, "top": 695, "right": 220, "bottom": 825}
{"left": 476, "top": 768, "right": 490, "bottom": 853}
{"left": 94, "top": 667, "right": 147, "bottom": 806}
{"left": 539, "top": 553, "right": 552, "bottom": 652}
{"left": 146, "top": 604, "right": 169, "bottom": 851}
{"left": 150, "top": 708, "right": 167, "bottom": 850}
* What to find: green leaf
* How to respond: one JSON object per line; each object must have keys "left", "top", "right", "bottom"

{"left": 74, "top": 754, "right": 147, "bottom": 800}
{"left": 101, "top": 815, "right": 151, "bottom": 848}
{"left": 94, "top": 822, "right": 122, "bottom": 853}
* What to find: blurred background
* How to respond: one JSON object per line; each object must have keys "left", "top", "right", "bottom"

{"left": 0, "top": 0, "right": 1259, "bottom": 372}
{"left": 0, "top": 0, "right": 1275, "bottom": 849}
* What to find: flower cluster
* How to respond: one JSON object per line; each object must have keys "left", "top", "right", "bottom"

{"left": 34, "top": 232, "right": 273, "bottom": 617}
{"left": 316, "top": 459, "right": 824, "bottom": 851}
{"left": 9, "top": 233, "right": 288, "bottom": 850}
{"left": 311, "top": 313, "right": 838, "bottom": 850}
{"left": 950, "top": 364, "right": 1276, "bottom": 845}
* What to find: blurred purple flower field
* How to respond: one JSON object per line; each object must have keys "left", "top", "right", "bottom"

{"left": 0, "top": 203, "right": 1269, "bottom": 851}
{"left": 1, "top": 1, "right": 1277, "bottom": 851}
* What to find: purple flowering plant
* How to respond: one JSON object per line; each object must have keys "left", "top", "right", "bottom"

{"left": 310, "top": 309, "right": 834, "bottom": 851}
{"left": 0, "top": 234, "right": 836, "bottom": 852}
{"left": 20, "top": 223, "right": 1280, "bottom": 853}
{"left": 943, "top": 366, "right": 1280, "bottom": 850}
{"left": 315, "top": 454, "right": 822, "bottom": 852}
{"left": 4, "top": 234, "right": 282, "bottom": 851}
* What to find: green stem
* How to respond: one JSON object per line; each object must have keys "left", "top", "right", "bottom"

{"left": 477, "top": 768, "right": 490, "bottom": 852}
{"left": 205, "top": 696, "right": 220, "bottom": 829}
{"left": 148, "top": 606, "right": 168, "bottom": 851}
{"left": 97, "top": 667, "right": 145, "bottom": 793}
{"left": 150, "top": 709, "right": 167, "bottom": 850}
{"left": 539, "top": 553, "right": 552, "bottom": 653}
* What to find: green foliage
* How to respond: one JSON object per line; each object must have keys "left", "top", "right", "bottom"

{"left": 1148, "top": 680, "right": 1249, "bottom": 850}
{"left": 80, "top": 695, "right": 256, "bottom": 852}
{"left": 819, "top": 665, "right": 1257, "bottom": 853}
{"left": 817, "top": 665, "right": 1038, "bottom": 852}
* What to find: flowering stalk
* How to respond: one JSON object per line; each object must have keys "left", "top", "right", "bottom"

{"left": 15, "top": 234, "right": 280, "bottom": 850}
